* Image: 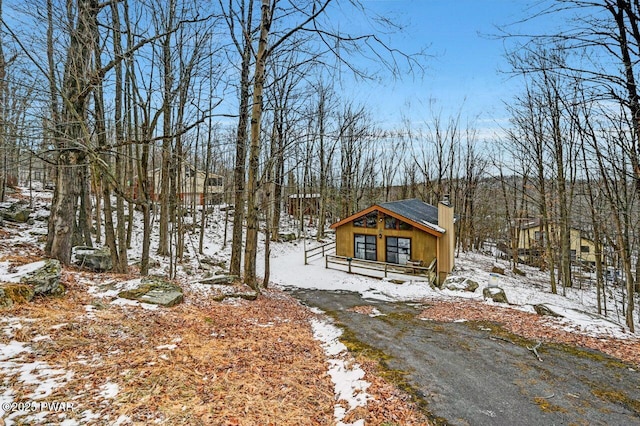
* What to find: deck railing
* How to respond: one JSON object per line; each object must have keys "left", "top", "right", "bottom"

{"left": 304, "top": 241, "right": 336, "bottom": 265}
{"left": 324, "top": 255, "right": 437, "bottom": 284}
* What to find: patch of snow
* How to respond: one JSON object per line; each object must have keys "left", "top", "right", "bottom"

{"left": 309, "top": 318, "right": 370, "bottom": 425}
{"left": 0, "top": 340, "right": 30, "bottom": 361}
{"left": 113, "top": 415, "right": 132, "bottom": 425}
{"left": 110, "top": 297, "right": 159, "bottom": 310}
{"left": 369, "top": 308, "right": 384, "bottom": 317}
{"left": 99, "top": 382, "right": 119, "bottom": 399}
{"left": 32, "top": 334, "right": 52, "bottom": 342}
{"left": 0, "top": 260, "right": 47, "bottom": 283}
{"left": 261, "top": 241, "right": 638, "bottom": 339}
{"left": 155, "top": 344, "right": 177, "bottom": 351}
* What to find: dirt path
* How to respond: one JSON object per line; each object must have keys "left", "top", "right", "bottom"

{"left": 289, "top": 288, "right": 640, "bottom": 426}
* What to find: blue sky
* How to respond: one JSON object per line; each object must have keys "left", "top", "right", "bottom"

{"left": 340, "top": 0, "right": 546, "bottom": 133}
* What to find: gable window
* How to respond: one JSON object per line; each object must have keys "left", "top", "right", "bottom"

{"left": 384, "top": 215, "right": 412, "bottom": 230}
{"left": 385, "top": 217, "right": 397, "bottom": 229}
{"left": 580, "top": 245, "right": 590, "bottom": 253}
{"left": 353, "top": 211, "right": 378, "bottom": 228}
{"left": 354, "top": 234, "right": 377, "bottom": 261}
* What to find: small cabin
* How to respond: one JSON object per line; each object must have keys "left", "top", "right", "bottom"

{"left": 516, "top": 218, "right": 599, "bottom": 266}
{"left": 329, "top": 198, "right": 455, "bottom": 283}
{"left": 142, "top": 166, "right": 224, "bottom": 206}
{"left": 287, "top": 193, "right": 320, "bottom": 217}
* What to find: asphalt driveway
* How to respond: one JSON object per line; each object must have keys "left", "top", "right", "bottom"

{"left": 289, "top": 288, "right": 640, "bottom": 426}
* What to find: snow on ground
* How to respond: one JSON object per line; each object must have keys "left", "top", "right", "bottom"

{"left": 2, "top": 186, "right": 638, "bottom": 425}
{"left": 261, "top": 239, "right": 638, "bottom": 340}
{"left": 310, "top": 317, "right": 370, "bottom": 426}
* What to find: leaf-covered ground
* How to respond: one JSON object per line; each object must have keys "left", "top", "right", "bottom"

{"left": 1, "top": 258, "right": 430, "bottom": 425}
{"left": 418, "top": 300, "right": 640, "bottom": 368}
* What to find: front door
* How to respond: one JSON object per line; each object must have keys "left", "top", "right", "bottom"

{"left": 354, "top": 234, "right": 377, "bottom": 261}
{"left": 386, "top": 237, "right": 411, "bottom": 265}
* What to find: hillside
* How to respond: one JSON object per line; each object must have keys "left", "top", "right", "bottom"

{"left": 0, "top": 188, "right": 430, "bottom": 425}
{"left": 2, "top": 186, "right": 639, "bottom": 425}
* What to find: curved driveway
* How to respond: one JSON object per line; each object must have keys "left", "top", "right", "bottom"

{"left": 289, "top": 288, "right": 640, "bottom": 426}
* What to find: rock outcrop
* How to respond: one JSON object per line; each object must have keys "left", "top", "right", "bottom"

{"left": 443, "top": 276, "right": 479, "bottom": 292}
{"left": 118, "top": 276, "right": 183, "bottom": 307}
{"left": 482, "top": 286, "right": 509, "bottom": 304}
{"left": 20, "top": 259, "right": 64, "bottom": 296}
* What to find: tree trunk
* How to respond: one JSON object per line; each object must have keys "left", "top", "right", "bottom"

{"left": 229, "top": 0, "right": 254, "bottom": 277}
{"left": 47, "top": 0, "right": 96, "bottom": 265}
{"left": 157, "top": 0, "right": 176, "bottom": 256}
{"left": 244, "top": 0, "right": 272, "bottom": 289}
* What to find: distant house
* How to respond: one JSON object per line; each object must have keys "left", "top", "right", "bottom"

{"left": 287, "top": 193, "right": 320, "bottom": 217}
{"left": 329, "top": 198, "right": 455, "bottom": 283}
{"left": 143, "top": 165, "right": 224, "bottom": 206}
{"left": 516, "top": 218, "right": 598, "bottom": 266}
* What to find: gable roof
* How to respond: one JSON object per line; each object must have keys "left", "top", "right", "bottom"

{"left": 329, "top": 198, "right": 445, "bottom": 236}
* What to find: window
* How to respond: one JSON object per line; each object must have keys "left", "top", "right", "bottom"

{"left": 207, "top": 177, "right": 222, "bottom": 186}
{"left": 534, "top": 231, "right": 545, "bottom": 244}
{"left": 353, "top": 211, "right": 378, "bottom": 228}
{"left": 385, "top": 217, "right": 397, "bottom": 229}
{"left": 366, "top": 212, "right": 378, "bottom": 228}
{"left": 384, "top": 215, "right": 412, "bottom": 230}
{"left": 580, "top": 245, "right": 590, "bottom": 253}
{"left": 354, "top": 234, "right": 377, "bottom": 261}
{"left": 386, "top": 237, "right": 411, "bottom": 265}
{"left": 399, "top": 221, "right": 412, "bottom": 230}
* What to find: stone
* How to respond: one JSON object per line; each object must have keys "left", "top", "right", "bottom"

{"left": 199, "top": 275, "right": 238, "bottom": 285}
{"left": 444, "top": 277, "right": 479, "bottom": 292}
{"left": 211, "top": 290, "right": 259, "bottom": 302}
{"left": 482, "top": 286, "right": 509, "bottom": 304}
{"left": 0, "top": 284, "right": 35, "bottom": 308}
{"left": 73, "top": 246, "right": 113, "bottom": 271}
{"left": 0, "top": 202, "right": 32, "bottom": 223}
{"left": 201, "top": 256, "right": 227, "bottom": 269}
{"left": 279, "top": 232, "right": 297, "bottom": 242}
{"left": 118, "top": 276, "right": 183, "bottom": 307}
{"left": 491, "top": 266, "right": 505, "bottom": 275}
{"left": 20, "top": 259, "right": 64, "bottom": 296}
{"left": 513, "top": 267, "right": 526, "bottom": 276}
{"left": 534, "top": 304, "right": 563, "bottom": 318}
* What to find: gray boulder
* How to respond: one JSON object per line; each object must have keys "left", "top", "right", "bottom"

{"left": 20, "top": 259, "right": 64, "bottom": 296}
{"left": 0, "top": 202, "right": 32, "bottom": 223}
{"left": 443, "top": 276, "right": 479, "bottom": 292}
{"left": 482, "top": 286, "right": 509, "bottom": 304}
{"left": 279, "top": 232, "right": 297, "bottom": 242}
{"left": 73, "top": 246, "right": 113, "bottom": 271}
{"left": 534, "top": 304, "right": 564, "bottom": 317}
{"left": 118, "top": 276, "right": 183, "bottom": 307}
{"left": 491, "top": 266, "right": 505, "bottom": 275}
{"left": 199, "top": 275, "right": 237, "bottom": 285}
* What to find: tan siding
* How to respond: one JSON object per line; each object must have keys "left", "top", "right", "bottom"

{"left": 334, "top": 211, "right": 437, "bottom": 264}
{"left": 437, "top": 202, "right": 455, "bottom": 280}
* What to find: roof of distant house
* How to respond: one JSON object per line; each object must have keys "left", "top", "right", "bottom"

{"left": 288, "top": 193, "right": 320, "bottom": 199}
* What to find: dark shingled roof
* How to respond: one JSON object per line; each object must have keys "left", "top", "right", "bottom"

{"left": 379, "top": 198, "right": 441, "bottom": 230}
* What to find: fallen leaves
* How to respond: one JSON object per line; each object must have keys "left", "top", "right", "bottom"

{"left": 418, "top": 300, "right": 640, "bottom": 368}
{"left": 2, "top": 282, "right": 338, "bottom": 425}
